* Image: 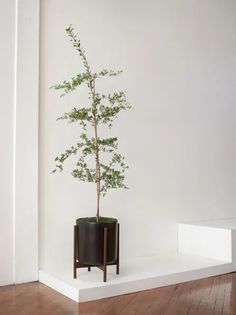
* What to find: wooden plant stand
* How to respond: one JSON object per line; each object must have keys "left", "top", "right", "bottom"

{"left": 73, "top": 224, "right": 120, "bottom": 282}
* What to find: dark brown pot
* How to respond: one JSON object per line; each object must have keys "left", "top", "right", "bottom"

{"left": 76, "top": 218, "right": 118, "bottom": 265}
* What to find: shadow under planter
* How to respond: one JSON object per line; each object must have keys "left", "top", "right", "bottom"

{"left": 73, "top": 218, "right": 120, "bottom": 282}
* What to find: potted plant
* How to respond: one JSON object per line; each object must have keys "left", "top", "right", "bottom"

{"left": 51, "top": 26, "right": 131, "bottom": 276}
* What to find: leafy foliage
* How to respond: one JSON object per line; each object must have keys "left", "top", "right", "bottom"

{"left": 51, "top": 25, "right": 131, "bottom": 220}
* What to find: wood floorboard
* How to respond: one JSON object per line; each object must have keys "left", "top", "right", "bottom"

{"left": 222, "top": 274, "right": 231, "bottom": 315}
{"left": 1, "top": 273, "right": 236, "bottom": 315}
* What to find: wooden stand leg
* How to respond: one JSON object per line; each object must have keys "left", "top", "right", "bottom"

{"left": 116, "top": 223, "right": 120, "bottom": 275}
{"left": 103, "top": 227, "right": 108, "bottom": 282}
{"left": 73, "top": 224, "right": 120, "bottom": 282}
{"left": 73, "top": 225, "right": 78, "bottom": 279}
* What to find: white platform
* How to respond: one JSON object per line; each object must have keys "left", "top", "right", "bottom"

{"left": 39, "top": 218, "right": 236, "bottom": 302}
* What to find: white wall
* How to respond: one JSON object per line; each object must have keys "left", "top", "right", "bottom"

{"left": 39, "top": 0, "right": 236, "bottom": 271}
{"left": 0, "top": 0, "right": 39, "bottom": 286}
{"left": 14, "top": 0, "right": 39, "bottom": 283}
{"left": 0, "top": 0, "right": 16, "bottom": 285}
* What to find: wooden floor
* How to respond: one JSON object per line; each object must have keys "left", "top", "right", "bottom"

{"left": 0, "top": 273, "right": 236, "bottom": 315}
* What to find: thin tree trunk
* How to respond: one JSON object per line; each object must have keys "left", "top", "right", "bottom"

{"left": 91, "top": 77, "right": 101, "bottom": 222}
{"left": 94, "top": 122, "right": 101, "bottom": 222}
{"left": 69, "top": 35, "right": 102, "bottom": 222}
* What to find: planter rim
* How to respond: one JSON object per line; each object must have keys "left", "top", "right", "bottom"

{"left": 76, "top": 217, "right": 118, "bottom": 225}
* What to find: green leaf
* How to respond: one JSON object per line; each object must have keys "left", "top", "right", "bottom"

{"left": 50, "top": 73, "right": 92, "bottom": 96}
{"left": 97, "top": 69, "right": 123, "bottom": 77}
{"left": 57, "top": 107, "right": 92, "bottom": 123}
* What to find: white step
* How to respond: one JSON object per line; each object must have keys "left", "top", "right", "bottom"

{"left": 39, "top": 218, "right": 236, "bottom": 302}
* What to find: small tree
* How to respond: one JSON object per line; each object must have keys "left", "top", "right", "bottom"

{"left": 52, "top": 26, "right": 131, "bottom": 222}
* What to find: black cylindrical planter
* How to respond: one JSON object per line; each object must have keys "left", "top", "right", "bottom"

{"left": 76, "top": 218, "right": 118, "bottom": 265}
